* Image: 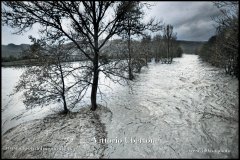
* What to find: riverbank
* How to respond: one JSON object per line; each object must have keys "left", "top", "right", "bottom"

{"left": 2, "top": 106, "right": 112, "bottom": 158}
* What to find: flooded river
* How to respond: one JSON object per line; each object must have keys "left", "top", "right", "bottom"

{"left": 1, "top": 54, "right": 239, "bottom": 158}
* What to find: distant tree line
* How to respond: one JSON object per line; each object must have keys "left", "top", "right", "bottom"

{"left": 197, "top": 1, "right": 239, "bottom": 78}
{"left": 2, "top": 55, "right": 19, "bottom": 62}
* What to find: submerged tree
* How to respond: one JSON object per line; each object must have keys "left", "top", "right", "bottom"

{"left": 152, "top": 34, "right": 163, "bottom": 63}
{"left": 117, "top": 1, "right": 161, "bottom": 80}
{"left": 162, "top": 24, "right": 177, "bottom": 64}
{"left": 14, "top": 38, "right": 91, "bottom": 113}
{"left": 140, "top": 34, "right": 152, "bottom": 64}
{"left": 2, "top": 1, "right": 144, "bottom": 111}
{"left": 152, "top": 24, "right": 181, "bottom": 64}
{"left": 175, "top": 46, "right": 183, "bottom": 57}
{"left": 117, "top": 1, "right": 144, "bottom": 80}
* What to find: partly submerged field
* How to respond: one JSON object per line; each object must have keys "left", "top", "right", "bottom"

{"left": 1, "top": 54, "right": 239, "bottom": 158}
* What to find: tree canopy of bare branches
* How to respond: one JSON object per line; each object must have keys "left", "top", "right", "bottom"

{"left": 3, "top": 1, "right": 151, "bottom": 111}
{"left": 198, "top": 1, "right": 239, "bottom": 78}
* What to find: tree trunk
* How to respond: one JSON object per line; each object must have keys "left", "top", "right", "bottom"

{"left": 59, "top": 59, "right": 69, "bottom": 113}
{"left": 91, "top": 60, "right": 99, "bottom": 111}
{"left": 127, "top": 27, "right": 134, "bottom": 80}
{"left": 91, "top": 3, "right": 99, "bottom": 111}
{"left": 128, "top": 66, "right": 133, "bottom": 80}
{"left": 63, "top": 94, "right": 68, "bottom": 113}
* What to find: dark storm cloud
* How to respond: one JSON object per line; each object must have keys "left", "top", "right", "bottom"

{"left": 145, "top": 2, "right": 222, "bottom": 41}
{"left": 2, "top": 1, "right": 222, "bottom": 44}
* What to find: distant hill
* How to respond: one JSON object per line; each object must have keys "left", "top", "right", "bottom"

{"left": 1, "top": 43, "right": 30, "bottom": 58}
{"left": 176, "top": 40, "right": 205, "bottom": 54}
{"left": 1, "top": 40, "right": 205, "bottom": 58}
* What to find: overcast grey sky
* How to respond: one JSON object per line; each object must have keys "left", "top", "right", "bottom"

{"left": 144, "top": 1, "right": 221, "bottom": 41}
{"left": 1, "top": 1, "right": 221, "bottom": 45}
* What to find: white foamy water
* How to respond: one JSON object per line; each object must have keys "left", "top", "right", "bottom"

{"left": 1, "top": 54, "right": 239, "bottom": 158}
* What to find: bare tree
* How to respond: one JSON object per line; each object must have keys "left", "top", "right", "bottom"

{"left": 13, "top": 38, "right": 91, "bottom": 113}
{"left": 2, "top": 1, "right": 141, "bottom": 111}
{"left": 117, "top": 1, "right": 161, "bottom": 80}
{"left": 152, "top": 34, "right": 163, "bottom": 63}
{"left": 152, "top": 24, "right": 181, "bottom": 64}
{"left": 162, "top": 24, "right": 177, "bottom": 64}
{"left": 117, "top": 1, "right": 143, "bottom": 80}
{"left": 213, "top": 1, "right": 239, "bottom": 77}
{"left": 140, "top": 34, "right": 152, "bottom": 65}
